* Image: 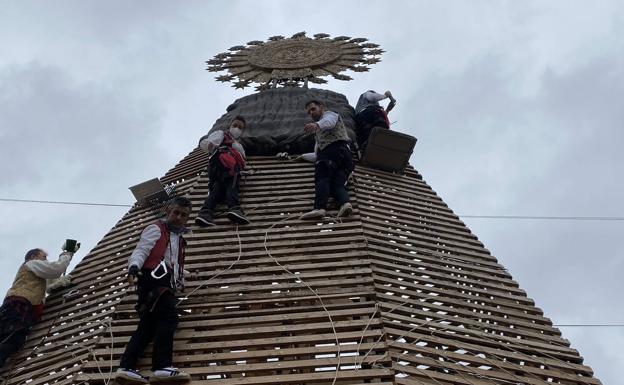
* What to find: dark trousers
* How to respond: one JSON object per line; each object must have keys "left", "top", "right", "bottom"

{"left": 314, "top": 141, "right": 353, "bottom": 210}
{"left": 119, "top": 290, "right": 178, "bottom": 371}
{"left": 355, "top": 106, "right": 389, "bottom": 150}
{"left": 0, "top": 328, "right": 27, "bottom": 368}
{"left": 0, "top": 297, "right": 35, "bottom": 367}
{"left": 199, "top": 176, "right": 240, "bottom": 215}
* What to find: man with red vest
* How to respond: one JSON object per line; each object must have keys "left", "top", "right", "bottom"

{"left": 195, "top": 115, "right": 250, "bottom": 227}
{"left": 115, "top": 197, "right": 192, "bottom": 384}
{"left": 0, "top": 245, "right": 77, "bottom": 368}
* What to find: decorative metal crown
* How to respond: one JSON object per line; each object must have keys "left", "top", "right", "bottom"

{"left": 206, "top": 32, "right": 384, "bottom": 90}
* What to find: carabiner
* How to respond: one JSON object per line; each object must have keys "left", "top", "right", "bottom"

{"left": 151, "top": 260, "right": 168, "bottom": 279}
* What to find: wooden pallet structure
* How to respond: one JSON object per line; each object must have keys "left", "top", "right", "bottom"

{"left": 0, "top": 146, "right": 602, "bottom": 385}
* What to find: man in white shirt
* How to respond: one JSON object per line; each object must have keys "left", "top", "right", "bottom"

{"left": 354, "top": 90, "right": 396, "bottom": 150}
{"left": 0, "top": 245, "right": 77, "bottom": 367}
{"left": 195, "top": 116, "right": 250, "bottom": 227}
{"left": 301, "top": 100, "right": 354, "bottom": 220}
{"left": 116, "top": 197, "right": 192, "bottom": 384}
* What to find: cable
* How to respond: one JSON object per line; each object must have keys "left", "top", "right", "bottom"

{"left": 459, "top": 214, "right": 624, "bottom": 221}
{"left": 0, "top": 198, "right": 131, "bottom": 208}
{"left": 4, "top": 197, "right": 624, "bottom": 222}
{"left": 261, "top": 213, "right": 342, "bottom": 385}
{"left": 554, "top": 324, "right": 624, "bottom": 327}
{"left": 176, "top": 224, "right": 243, "bottom": 307}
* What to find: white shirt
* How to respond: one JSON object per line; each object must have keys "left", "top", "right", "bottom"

{"left": 316, "top": 111, "right": 339, "bottom": 131}
{"left": 361, "top": 90, "right": 387, "bottom": 103}
{"left": 199, "top": 130, "right": 246, "bottom": 159}
{"left": 128, "top": 224, "right": 182, "bottom": 287}
{"left": 25, "top": 252, "right": 73, "bottom": 279}
{"left": 355, "top": 90, "right": 388, "bottom": 114}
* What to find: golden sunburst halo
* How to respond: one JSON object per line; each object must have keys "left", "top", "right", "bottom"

{"left": 206, "top": 32, "right": 384, "bottom": 90}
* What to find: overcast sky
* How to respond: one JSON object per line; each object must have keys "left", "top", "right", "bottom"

{"left": 1, "top": 1, "right": 622, "bottom": 383}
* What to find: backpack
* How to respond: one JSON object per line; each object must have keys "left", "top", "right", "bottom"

{"left": 210, "top": 132, "right": 246, "bottom": 179}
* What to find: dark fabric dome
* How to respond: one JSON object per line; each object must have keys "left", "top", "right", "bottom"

{"left": 206, "top": 87, "right": 356, "bottom": 155}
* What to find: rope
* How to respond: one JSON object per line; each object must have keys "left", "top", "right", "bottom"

{"left": 176, "top": 224, "right": 243, "bottom": 307}
{"left": 261, "top": 213, "right": 343, "bottom": 385}
{"left": 353, "top": 304, "right": 378, "bottom": 370}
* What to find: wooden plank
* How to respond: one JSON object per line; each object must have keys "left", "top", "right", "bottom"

{"left": 87, "top": 341, "right": 387, "bottom": 365}
{"left": 384, "top": 324, "right": 583, "bottom": 363}
{"left": 392, "top": 351, "right": 597, "bottom": 385}
{"left": 379, "top": 305, "right": 566, "bottom": 345}
{"left": 84, "top": 354, "right": 389, "bottom": 376}
{"left": 97, "top": 329, "right": 384, "bottom": 353}
{"left": 372, "top": 265, "right": 534, "bottom": 306}
{"left": 370, "top": 254, "right": 526, "bottom": 297}
{"left": 386, "top": 330, "right": 594, "bottom": 375}
{"left": 376, "top": 293, "right": 555, "bottom": 332}
{"left": 391, "top": 342, "right": 600, "bottom": 385}
{"left": 366, "top": 245, "right": 517, "bottom": 287}
{"left": 373, "top": 275, "right": 541, "bottom": 315}
{"left": 78, "top": 368, "right": 394, "bottom": 385}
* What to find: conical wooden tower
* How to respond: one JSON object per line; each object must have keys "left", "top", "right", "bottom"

{"left": 0, "top": 33, "right": 601, "bottom": 385}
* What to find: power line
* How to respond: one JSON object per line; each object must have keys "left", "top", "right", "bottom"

{"left": 459, "top": 215, "right": 624, "bottom": 221}
{"left": 554, "top": 324, "right": 624, "bottom": 328}
{"left": 1, "top": 198, "right": 623, "bottom": 221}
{"left": 0, "top": 198, "right": 131, "bottom": 208}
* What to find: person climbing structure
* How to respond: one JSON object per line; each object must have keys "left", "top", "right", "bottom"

{"left": 115, "top": 197, "right": 192, "bottom": 384}
{"left": 195, "top": 116, "right": 250, "bottom": 227}
{"left": 300, "top": 100, "right": 354, "bottom": 220}
{"left": 354, "top": 90, "right": 396, "bottom": 150}
{"left": 0, "top": 242, "right": 79, "bottom": 368}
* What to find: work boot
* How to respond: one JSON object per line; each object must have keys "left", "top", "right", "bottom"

{"left": 227, "top": 207, "right": 250, "bottom": 225}
{"left": 150, "top": 367, "right": 191, "bottom": 383}
{"left": 195, "top": 212, "right": 216, "bottom": 227}
{"left": 114, "top": 368, "right": 148, "bottom": 385}
{"left": 337, "top": 202, "right": 353, "bottom": 218}
{"left": 300, "top": 208, "right": 326, "bottom": 220}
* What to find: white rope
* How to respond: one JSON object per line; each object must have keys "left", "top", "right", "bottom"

{"left": 262, "top": 213, "right": 343, "bottom": 385}
{"left": 353, "top": 303, "right": 378, "bottom": 370}
{"left": 176, "top": 224, "right": 243, "bottom": 307}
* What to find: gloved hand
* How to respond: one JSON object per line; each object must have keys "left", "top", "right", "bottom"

{"left": 128, "top": 265, "right": 141, "bottom": 285}
{"left": 61, "top": 240, "right": 81, "bottom": 253}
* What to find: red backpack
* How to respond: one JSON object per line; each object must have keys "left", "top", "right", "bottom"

{"left": 216, "top": 132, "right": 246, "bottom": 177}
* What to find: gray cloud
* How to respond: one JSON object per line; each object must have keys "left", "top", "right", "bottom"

{"left": 0, "top": 62, "right": 170, "bottom": 197}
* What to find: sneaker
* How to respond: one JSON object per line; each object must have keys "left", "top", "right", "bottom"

{"left": 227, "top": 207, "right": 250, "bottom": 225}
{"left": 150, "top": 367, "right": 190, "bottom": 383}
{"left": 114, "top": 368, "right": 148, "bottom": 385}
{"left": 194, "top": 213, "right": 215, "bottom": 227}
{"left": 337, "top": 202, "right": 353, "bottom": 218}
{"left": 300, "top": 208, "right": 326, "bottom": 220}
